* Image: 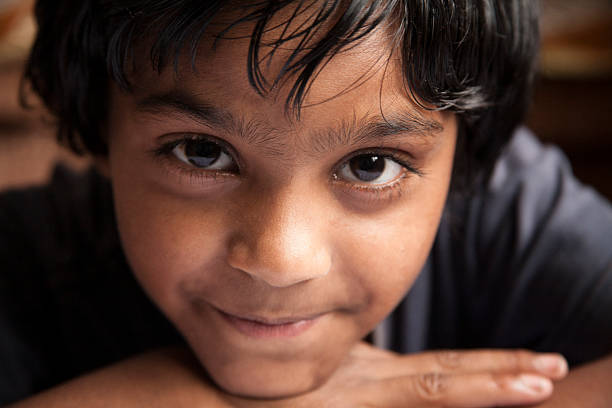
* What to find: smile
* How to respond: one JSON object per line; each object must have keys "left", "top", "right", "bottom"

{"left": 215, "top": 308, "right": 322, "bottom": 339}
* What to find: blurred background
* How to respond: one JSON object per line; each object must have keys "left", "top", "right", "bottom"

{"left": 0, "top": 0, "right": 611, "bottom": 198}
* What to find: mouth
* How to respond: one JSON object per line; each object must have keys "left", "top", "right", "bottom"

{"left": 214, "top": 308, "right": 323, "bottom": 339}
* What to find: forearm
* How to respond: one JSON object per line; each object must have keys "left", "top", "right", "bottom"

{"left": 8, "top": 348, "right": 231, "bottom": 408}
{"left": 529, "top": 354, "right": 612, "bottom": 408}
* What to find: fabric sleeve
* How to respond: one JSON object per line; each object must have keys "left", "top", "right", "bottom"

{"left": 446, "top": 129, "right": 612, "bottom": 366}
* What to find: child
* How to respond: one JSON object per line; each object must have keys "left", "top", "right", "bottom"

{"left": 2, "top": 0, "right": 611, "bottom": 406}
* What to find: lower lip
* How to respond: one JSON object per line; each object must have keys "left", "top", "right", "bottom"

{"left": 218, "top": 310, "right": 319, "bottom": 339}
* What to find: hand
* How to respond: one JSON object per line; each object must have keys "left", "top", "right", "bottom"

{"left": 227, "top": 342, "right": 568, "bottom": 408}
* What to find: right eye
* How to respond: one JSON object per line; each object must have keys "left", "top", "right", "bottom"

{"left": 172, "top": 137, "right": 238, "bottom": 172}
{"left": 337, "top": 154, "right": 406, "bottom": 185}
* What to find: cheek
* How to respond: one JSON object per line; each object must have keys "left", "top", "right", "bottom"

{"left": 334, "top": 208, "right": 440, "bottom": 327}
{"left": 334, "top": 138, "right": 455, "bottom": 326}
{"left": 108, "top": 150, "right": 230, "bottom": 316}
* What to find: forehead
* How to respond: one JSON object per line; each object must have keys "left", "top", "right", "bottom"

{"left": 120, "top": 6, "right": 449, "bottom": 158}
{"left": 127, "top": 3, "right": 417, "bottom": 115}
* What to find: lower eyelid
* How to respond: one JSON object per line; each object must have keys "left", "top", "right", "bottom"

{"left": 333, "top": 183, "right": 408, "bottom": 207}
{"left": 155, "top": 152, "right": 239, "bottom": 186}
{"left": 331, "top": 170, "right": 411, "bottom": 201}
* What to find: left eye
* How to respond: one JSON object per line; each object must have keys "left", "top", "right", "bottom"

{"left": 337, "top": 154, "right": 405, "bottom": 184}
{"left": 172, "top": 138, "right": 237, "bottom": 171}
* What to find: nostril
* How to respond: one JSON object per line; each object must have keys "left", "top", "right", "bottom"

{"left": 226, "top": 239, "right": 251, "bottom": 271}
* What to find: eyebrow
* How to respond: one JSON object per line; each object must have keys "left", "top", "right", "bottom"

{"left": 311, "top": 110, "right": 444, "bottom": 155}
{"left": 136, "top": 90, "right": 233, "bottom": 129}
{"left": 135, "top": 89, "right": 444, "bottom": 155}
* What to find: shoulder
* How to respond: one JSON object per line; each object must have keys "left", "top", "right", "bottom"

{"left": 0, "top": 165, "right": 180, "bottom": 405}
{"left": 428, "top": 128, "right": 612, "bottom": 362}
{"left": 466, "top": 128, "right": 611, "bottom": 265}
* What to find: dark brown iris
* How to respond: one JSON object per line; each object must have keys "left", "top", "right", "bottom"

{"left": 349, "top": 155, "right": 385, "bottom": 182}
{"left": 184, "top": 140, "right": 222, "bottom": 168}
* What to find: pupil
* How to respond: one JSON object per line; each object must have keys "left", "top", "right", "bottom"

{"left": 185, "top": 141, "right": 221, "bottom": 168}
{"left": 350, "top": 155, "right": 385, "bottom": 182}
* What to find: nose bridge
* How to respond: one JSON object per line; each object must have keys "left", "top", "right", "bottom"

{"left": 227, "top": 184, "right": 331, "bottom": 288}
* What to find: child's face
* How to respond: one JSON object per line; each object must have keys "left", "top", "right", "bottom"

{"left": 103, "top": 15, "right": 457, "bottom": 398}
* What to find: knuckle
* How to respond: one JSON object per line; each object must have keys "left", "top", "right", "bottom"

{"left": 414, "top": 372, "right": 449, "bottom": 402}
{"left": 435, "top": 350, "right": 462, "bottom": 370}
{"left": 506, "top": 349, "right": 531, "bottom": 371}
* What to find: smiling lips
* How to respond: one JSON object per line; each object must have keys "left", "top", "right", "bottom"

{"left": 216, "top": 308, "right": 321, "bottom": 338}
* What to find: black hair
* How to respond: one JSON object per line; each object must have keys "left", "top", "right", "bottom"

{"left": 23, "top": 0, "right": 539, "bottom": 186}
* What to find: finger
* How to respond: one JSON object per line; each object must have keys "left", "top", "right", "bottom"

{"left": 367, "top": 371, "right": 554, "bottom": 408}
{"left": 388, "top": 349, "right": 568, "bottom": 379}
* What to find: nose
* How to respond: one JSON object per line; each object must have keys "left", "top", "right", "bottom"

{"left": 226, "top": 187, "right": 332, "bottom": 288}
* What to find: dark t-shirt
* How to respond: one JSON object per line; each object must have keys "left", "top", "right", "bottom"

{"left": 1, "top": 129, "right": 611, "bottom": 404}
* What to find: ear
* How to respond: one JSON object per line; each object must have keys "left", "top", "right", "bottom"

{"left": 93, "top": 155, "right": 111, "bottom": 179}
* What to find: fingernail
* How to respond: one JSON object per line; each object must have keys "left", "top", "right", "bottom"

{"left": 513, "top": 374, "right": 552, "bottom": 395}
{"left": 534, "top": 355, "right": 568, "bottom": 376}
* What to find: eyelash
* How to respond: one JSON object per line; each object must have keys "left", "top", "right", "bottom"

{"left": 151, "top": 135, "right": 240, "bottom": 184}
{"left": 330, "top": 149, "right": 422, "bottom": 201}
{"left": 151, "top": 134, "right": 423, "bottom": 201}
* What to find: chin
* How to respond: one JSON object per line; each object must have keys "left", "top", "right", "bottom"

{"left": 204, "top": 356, "right": 333, "bottom": 399}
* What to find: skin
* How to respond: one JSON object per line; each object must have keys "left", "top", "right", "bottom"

{"left": 103, "top": 14, "right": 457, "bottom": 398}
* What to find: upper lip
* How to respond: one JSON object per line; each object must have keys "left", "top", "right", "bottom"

{"left": 214, "top": 306, "right": 325, "bottom": 325}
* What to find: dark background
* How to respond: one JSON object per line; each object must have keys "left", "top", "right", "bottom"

{"left": 527, "top": 0, "right": 612, "bottom": 199}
